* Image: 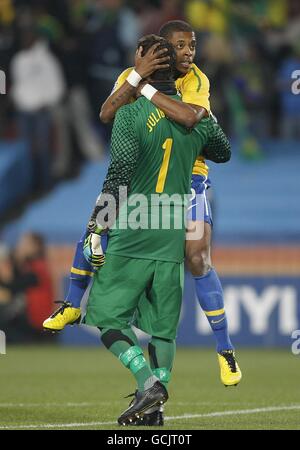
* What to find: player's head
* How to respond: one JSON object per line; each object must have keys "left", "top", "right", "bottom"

{"left": 137, "top": 34, "right": 177, "bottom": 82}
{"left": 16, "top": 232, "right": 46, "bottom": 260}
{"left": 159, "top": 21, "right": 196, "bottom": 75}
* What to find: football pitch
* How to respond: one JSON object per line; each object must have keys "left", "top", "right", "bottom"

{"left": 0, "top": 346, "right": 299, "bottom": 430}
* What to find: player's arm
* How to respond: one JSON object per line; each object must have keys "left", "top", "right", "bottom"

{"left": 138, "top": 65, "right": 210, "bottom": 128}
{"left": 99, "top": 76, "right": 136, "bottom": 124}
{"left": 88, "top": 106, "right": 140, "bottom": 233}
{"left": 99, "top": 43, "right": 170, "bottom": 124}
{"left": 139, "top": 85, "right": 207, "bottom": 128}
{"left": 84, "top": 107, "right": 140, "bottom": 265}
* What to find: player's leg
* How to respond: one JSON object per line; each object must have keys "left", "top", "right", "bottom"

{"left": 133, "top": 336, "right": 174, "bottom": 426}
{"left": 43, "top": 231, "right": 108, "bottom": 332}
{"left": 84, "top": 254, "right": 168, "bottom": 425}
{"left": 148, "top": 337, "right": 175, "bottom": 390}
{"left": 185, "top": 177, "right": 241, "bottom": 386}
{"left": 133, "top": 260, "right": 183, "bottom": 425}
{"left": 101, "top": 327, "right": 155, "bottom": 392}
{"left": 186, "top": 222, "right": 234, "bottom": 353}
{"left": 43, "top": 231, "right": 92, "bottom": 331}
{"left": 142, "top": 336, "right": 175, "bottom": 426}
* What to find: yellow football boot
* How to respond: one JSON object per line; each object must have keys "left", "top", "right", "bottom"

{"left": 43, "top": 301, "right": 81, "bottom": 332}
{"left": 218, "top": 350, "right": 242, "bottom": 387}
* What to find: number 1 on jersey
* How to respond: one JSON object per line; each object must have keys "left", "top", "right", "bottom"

{"left": 156, "top": 138, "right": 173, "bottom": 193}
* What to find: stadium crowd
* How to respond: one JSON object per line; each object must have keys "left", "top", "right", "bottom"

{"left": 0, "top": 0, "right": 299, "bottom": 170}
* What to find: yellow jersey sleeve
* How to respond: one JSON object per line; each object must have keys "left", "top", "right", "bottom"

{"left": 175, "top": 64, "right": 210, "bottom": 177}
{"left": 111, "top": 67, "right": 134, "bottom": 93}
{"left": 175, "top": 63, "right": 210, "bottom": 112}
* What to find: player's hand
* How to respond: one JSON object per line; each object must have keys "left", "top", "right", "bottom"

{"left": 135, "top": 43, "right": 170, "bottom": 79}
{"left": 83, "top": 233, "right": 105, "bottom": 269}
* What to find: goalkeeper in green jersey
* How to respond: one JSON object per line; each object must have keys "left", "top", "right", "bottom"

{"left": 83, "top": 35, "right": 231, "bottom": 426}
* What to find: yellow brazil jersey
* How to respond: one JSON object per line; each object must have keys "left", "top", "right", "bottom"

{"left": 113, "top": 64, "right": 210, "bottom": 177}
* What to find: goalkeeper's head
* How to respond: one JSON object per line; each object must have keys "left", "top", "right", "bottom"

{"left": 137, "top": 34, "right": 177, "bottom": 85}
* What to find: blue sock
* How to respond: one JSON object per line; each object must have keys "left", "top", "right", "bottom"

{"left": 65, "top": 232, "right": 94, "bottom": 307}
{"left": 193, "top": 268, "right": 234, "bottom": 353}
{"left": 65, "top": 232, "right": 109, "bottom": 308}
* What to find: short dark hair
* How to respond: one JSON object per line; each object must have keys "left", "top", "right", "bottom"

{"left": 159, "top": 20, "right": 193, "bottom": 40}
{"left": 137, "top": 34, "right": 177, "bottom": 81}
{"left": 137, "top": 34, "right": 164, "bottom": 52}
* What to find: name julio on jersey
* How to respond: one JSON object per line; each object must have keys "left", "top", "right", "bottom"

{"left": 146, "top": 108, "right": 166, "bottom": 132}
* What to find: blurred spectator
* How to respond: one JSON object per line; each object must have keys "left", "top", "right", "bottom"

{"left": 14, "top": 232, "right": 54, "bottom": 335}
{"left": 84, "top": 0, "right": 140, "bottom": 125}
{"left": 0, "top": 233, "right": 55, "bottom": 343}
{"left": 0, "top": 244, "right": 13, "bottom": 306}
{"left": 185, "top": 0, "right": 228, "bottom": 34}
{"left": 10, "top": 26, "right": 66, "bottom": 190}
{"left": 0, "top": 244, "right": 15, "bottom": 336}
{"left": 51, "top": 32, "right": 104, "bottom": 179}
{"left": 233, "top": 42, "right": 272, "bottom": 139}
{"left": 277, "top": 45, "right": 300, "bottom": 139}
{"left": 201, "top": 34, "right": 233, "bottom": 134}
{"left": 0, "top": 5, "right": 15, "bottom": 138}
{"left": 138, "top": 0, "right": 184, "bottom": 35}
{"left": 0, "top": 241, "right": 37, "bottom": 342}
{"left": 0, "top": 0, "right": 15, "bottom": 25}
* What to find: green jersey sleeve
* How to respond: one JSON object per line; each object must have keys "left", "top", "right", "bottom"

{"left": 193, "top": 117, "right": 231, "bottom": 163}
{"left": 102, "top": 105, "right": 140, "bottom": 199}
{"left": 88, "top": 105, "right": 140, "bottom": 231}
{"left": 202, "top": 117, "right": 231, "bottom": 163}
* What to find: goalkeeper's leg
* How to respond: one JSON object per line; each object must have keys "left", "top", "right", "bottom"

{"left": 101, "top": 328, "right": 168, "bottom": 426}
{"left": 133, "top": 336, "right": 175, "bottom": 426}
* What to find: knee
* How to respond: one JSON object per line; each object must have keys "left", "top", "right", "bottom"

{"left": 186, "top": 250, "right": 212, "bottom": 276}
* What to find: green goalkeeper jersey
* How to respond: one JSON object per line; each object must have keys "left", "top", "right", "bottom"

{"left": 103, "top": 95, "right": 229, "bottom": 263}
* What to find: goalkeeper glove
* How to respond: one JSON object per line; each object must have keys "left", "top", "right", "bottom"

{"left": 83, "top": 233, "right": 105, "bottom": 268}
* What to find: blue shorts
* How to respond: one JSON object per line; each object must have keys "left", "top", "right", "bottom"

{"left": 187, "top": 175, "right": 213, "bottom": 226}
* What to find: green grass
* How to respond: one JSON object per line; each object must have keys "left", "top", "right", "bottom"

{"left": 0, "top": 346, "right": 299, "bottom": 430}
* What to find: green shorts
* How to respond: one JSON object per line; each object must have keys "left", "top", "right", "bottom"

{"left": 84, "top": 253, "right": 184, "bottom": 340}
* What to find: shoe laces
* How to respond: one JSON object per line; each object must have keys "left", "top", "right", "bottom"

{"left": 124, "top": 390, "right": 141, "bottom": 407}
{"left": 221, "top": 350, "right": 237, "bottom": 373}
{"left": 50, "top": 301, "right": 72, "bottom": 318}
{"left": 124, "top": 392, "right": 135, "bottom": 399}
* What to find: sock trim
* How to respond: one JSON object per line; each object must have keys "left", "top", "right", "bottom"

{"left": 119, "top": 345, "right": 143, "bottom": 367}
{"left": 101, "top": 330, "right": 135, "bottom": 349}
{"left": 130, "top": 355, "right": 147, "bottom": 374}
{"left": 70, "top": 267, "right": 94, "bottom": 277}
{"left": 204, "top": 308, "right": 225, "bottom": 316}
{"left": 153, "top": 368, "right": 171, "bottom": 384}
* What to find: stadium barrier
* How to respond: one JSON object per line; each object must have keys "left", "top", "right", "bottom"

{"left": 49, "top": 245, "right": 300, "bottom": 348}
